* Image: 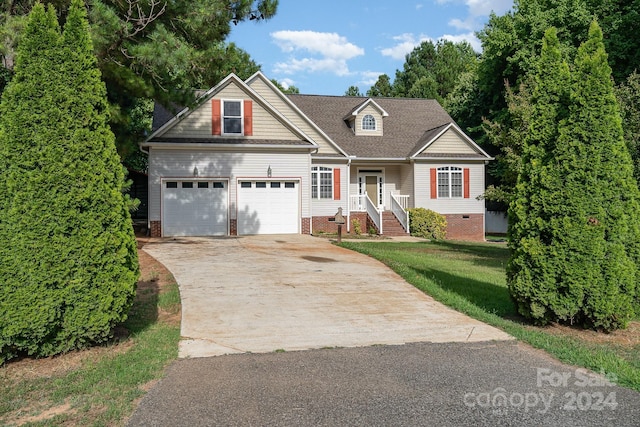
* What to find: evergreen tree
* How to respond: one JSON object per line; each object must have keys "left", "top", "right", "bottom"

{"left": 0, "top": 0, "right": 139, "bottom": 363}
{"left": 507, "top": 22, "right": 640, "bottom": 331}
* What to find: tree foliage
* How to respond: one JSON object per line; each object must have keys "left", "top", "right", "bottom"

{"left": 455, "top": 0, "right": 640, "bottom": 203}
{"left": 344, "top": 85, "right": 362, "bottom": 97}
{"left": 507, "top": 23, "right": 640, "bottom": 331}
{"left": 616, "top": 72, "right": 640, "bottom": 188}
{"left": 0, "top": 0, "right": 139, "bottom": 363}
{"left": 0, "top": 0, "right": 278, "bottom": 164}
{"left": 392, "top": 39, "right": 477, "bottom": 103}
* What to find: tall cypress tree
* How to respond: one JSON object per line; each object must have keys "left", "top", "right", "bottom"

{"left": 508, "top": 22, "right": 640, "bottom": 331}
{"left": 507, "top": 28, "right": 573, "bottom": 323}
{"left": 0, "top": 0, "right": 138, "bottom": 363}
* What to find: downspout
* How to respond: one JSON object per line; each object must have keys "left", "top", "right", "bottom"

{"left": 346, "top": 157, "right": 352, "bottom": 233}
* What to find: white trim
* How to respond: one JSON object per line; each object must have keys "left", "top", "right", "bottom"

{"left": 142, "top": 142, "right": 315, "bottom": 150}
{"left": 410, "top": 123, "right": 493, "bottom": 160}
{"left": 221, "top": 99, "right": 244, "bottom": 136}
{"left": 357, "top": 168, "right": 385, "bottom": 210}
{"left": 349, "top": 98, "right": 389, "bottom": 118}
{"left": 361, "top": 114, "right": 377, "bottom": 131}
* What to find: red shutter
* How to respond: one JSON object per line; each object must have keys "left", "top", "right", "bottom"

{"left": 430, "top": 168, "right": 437, "bottom": 199}
{"left": 333, "top": 168, "right": 341, "bottom": 200}
{"left": 464, "top": 168, "right": 470, "bottom": 198}
{"left": 211, "top": 99, "right": 221, "bottom": 135}
{"left": 244, "top": 100, "right": 253, "bottom": 136}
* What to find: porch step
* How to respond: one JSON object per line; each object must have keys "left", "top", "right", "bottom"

{"left": 381, "top": 211, "right": 409, "bottom": 236}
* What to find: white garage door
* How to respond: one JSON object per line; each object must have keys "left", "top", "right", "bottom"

{"left": 237, "top": 180, "right": 299, "bottom": 235}
{"left": 163, "top": 180, "right": 228, "bottom": 236}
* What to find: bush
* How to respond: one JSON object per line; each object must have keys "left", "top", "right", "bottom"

{"left": 408, "top": 208, "right": 447, "bottom": 240}
{"left": 351, "top": 218, "right": 362, "bottom": 235}
{"left": 0, "top": 1, "right": 138, "bottom": 364}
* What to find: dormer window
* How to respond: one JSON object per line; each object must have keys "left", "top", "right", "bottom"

{"left": 362, "top": 114, "right": 376, "bottom": 131}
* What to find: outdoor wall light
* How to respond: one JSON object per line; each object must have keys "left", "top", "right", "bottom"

{"left": 267, "top": 165, "right": 272, "bottom": 177}
{"left": 193, "top": 166, "right": 199, "bottom": 177}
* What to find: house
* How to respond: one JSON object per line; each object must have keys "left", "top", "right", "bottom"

{"left": 140, "top": 72, "right": 492, "bottom": 240}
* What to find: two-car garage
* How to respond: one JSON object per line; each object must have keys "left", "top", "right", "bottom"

{"left": 161, "top": 179, "right": 300, "bottom": 236}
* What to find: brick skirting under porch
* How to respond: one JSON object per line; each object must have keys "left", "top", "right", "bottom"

{"left": 444, "top": 214, "right": 484, "bottom": 241}
{"left": 150, "top": 220, "right": 161, "bottom": 237}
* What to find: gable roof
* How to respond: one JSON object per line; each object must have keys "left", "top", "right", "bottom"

{"left": 288, "top": 95, "right": 476, "bottom": 159}
{"left": 344, "top": 98, "right": 389, "bottom": 120}
{"left": 143, "top": 74, "right": 317, "bottom": 149}
{"left": 409, "top": 122, "right": 492, "bottom": 160}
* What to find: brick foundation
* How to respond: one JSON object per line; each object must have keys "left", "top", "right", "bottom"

{"left": 150, "top": 220, "right": 161, "bottom": 237}
{"left": 444, "top": 214, "right": 484, "bottom": 241}
{"left": 230, "top": 219, "right": 237, "bottom": 236}
{"left": 312, "top": 212, "right": 368, "bottom": 235}
{"left": 302, "top": 217, "right": 311, "bottom": 234}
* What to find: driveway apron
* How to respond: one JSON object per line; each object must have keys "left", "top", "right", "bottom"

{"left": 141, "top": 235, "right": 512, "bottom": 358}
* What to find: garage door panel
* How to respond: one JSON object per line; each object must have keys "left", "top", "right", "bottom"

{"left": 237, "top": 181, "right": 299, "bottom": 235}
{"left": 163, "top": 180, "right": 228, "bottom": 236}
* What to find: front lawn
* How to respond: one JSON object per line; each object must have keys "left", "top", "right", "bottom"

{"left": 340, "top": 240, "right": 640, "bottom": 392}
{"left": 0, "top": 240, "right": 181, "bottom": 426}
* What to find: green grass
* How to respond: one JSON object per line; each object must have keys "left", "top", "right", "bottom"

{"left": 0, "top": 270, "right": 180, "bottom": 426}
{"left": 340, "top": 239, "right": 640, "bottom": 392}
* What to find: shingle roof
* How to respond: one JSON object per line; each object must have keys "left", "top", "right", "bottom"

{"left": 287, "top": 94, "right": 456, "bottom": 159}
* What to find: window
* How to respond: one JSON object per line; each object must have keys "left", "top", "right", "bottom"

{"left": 213, "top": 182, "right": 225, "bottom": 189}
{"left": 311, "top": 166, "right": 333, "bottom": 199}
{"left": 182, "top": 182, "right": 193, "bottom": 189}
{"left": 223, "top": 100, "right": 242, "bottom": 134}
{"left": 241, "top": 182, "right": 252, "bottom": 188}
{"left": 198, "top": 182, "right": 209, "bottom": 189}
{"left": 437, "top": 167, "right": 463, "bottom": 198}
{"left": 166, "top": 181, "right": 178, "bottom": 188}
{"left": 270, "top": 182, "right": 281, "bottom": 188}
{"left": 362, "top": 114, "right": 376, "bottom": 131}
{"left": 256, "top": 182, "right": 267, "bottom": 188}
{"left": 284, "top": 182, "right": 295, "bottom": 189}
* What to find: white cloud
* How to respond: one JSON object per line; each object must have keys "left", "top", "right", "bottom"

{"left": 380, "top": 33, "right": 431, "bottom": 61}
{"left": 441, "top": 32, "right": 481, "bottom": 52}
{"left": 359, "top": 71, "right": 386, "bottom": 86}
{"left": 270, "top": 30, "right": 364, "bottom": 76}
{"left": 416, "top": 3, "right": 424, "bottom": 10}
{"left": 279, "top": 78, "right": 295, "bottom": 90}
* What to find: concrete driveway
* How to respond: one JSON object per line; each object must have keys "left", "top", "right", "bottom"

{"left": 142, "top": 235, "right": 512, "bottom": 358}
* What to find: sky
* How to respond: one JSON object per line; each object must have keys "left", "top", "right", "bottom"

{"left": 228, "top": 0, "right": 514, "bottom": 96}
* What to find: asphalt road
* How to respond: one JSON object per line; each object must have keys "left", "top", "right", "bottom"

{"left": 127, "top": 340, "right": 640, "bottom": 426}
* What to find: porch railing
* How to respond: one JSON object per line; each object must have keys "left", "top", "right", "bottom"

{"left": 350, "top": 195, "right": 367, "bottom": 212}
{"left": 365, "top": 195, "right": 383, "bottom": 234}
{"left": 391, "top": 194, "right": 410, "bottom": 234}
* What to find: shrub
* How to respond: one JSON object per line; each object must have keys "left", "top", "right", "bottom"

{"left": 408, "top": 208, "right": 447, "bottom": 240}
{"left": 0, "top": 0, "right": 138, "bottom": 364}
{"left": 508, "top": 24, "right": 640, "bottom": 331}
{"left": 351, "top": 218, "right": 362, "bottom": 235}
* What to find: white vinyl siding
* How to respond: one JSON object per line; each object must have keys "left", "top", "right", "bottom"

{"left": 423, "top": 129, "right": 478, "bottom": 155}
{"left": 310, "top": 163, "right": 347, "bottom": 217}
{"left": 148, "top": 149, "right": 310, "bottom": 222}
{"left": 414, "top": 162, "right": 485, "bottom": 214}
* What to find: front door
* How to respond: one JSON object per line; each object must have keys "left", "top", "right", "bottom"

{"left": 358, "top": 170, "right": 383, "bottom": 209}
